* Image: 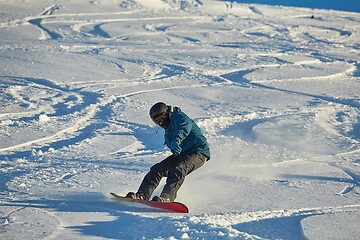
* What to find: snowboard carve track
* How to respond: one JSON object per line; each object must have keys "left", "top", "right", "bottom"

{"left": 1, "top": 1, "right": 360, "bottom": 239}
{"left": 330, "top": 164, "right": 360, "bottom": 195}
{"left": 0, "top": 77, "right": 113, "bottom": 154}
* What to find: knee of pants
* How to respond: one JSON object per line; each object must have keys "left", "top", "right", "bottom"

{"left": 168, "top": 168, "right": 184, "bottom": 182}
{"left": 150, "top": 162, "right": 162, "bottom": 172}
{"left": 148, "top": 163, "right": 167, "bottom": 178}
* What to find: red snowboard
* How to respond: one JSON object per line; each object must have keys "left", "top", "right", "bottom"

{"left": 110, "top": 192, "right": 189, "bottom": 213}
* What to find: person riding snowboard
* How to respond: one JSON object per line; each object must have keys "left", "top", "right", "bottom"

{"left": 126, "top": 102, "right": 210, "bottom": 202}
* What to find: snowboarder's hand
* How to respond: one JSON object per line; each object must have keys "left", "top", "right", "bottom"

{"left": 170, "top": 139, "right": 182, "bottom": 155}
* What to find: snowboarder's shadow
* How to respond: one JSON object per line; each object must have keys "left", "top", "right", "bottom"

{"left": 1, "top": 192, "right": 179, "bottom": 239}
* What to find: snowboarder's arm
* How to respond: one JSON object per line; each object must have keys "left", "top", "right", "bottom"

{"left": 172, "top": 112, "right": 193, "bottom": 145}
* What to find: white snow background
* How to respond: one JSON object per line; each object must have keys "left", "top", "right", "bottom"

{"left": 1, "top": 0, "right": 360, "bottom": 239}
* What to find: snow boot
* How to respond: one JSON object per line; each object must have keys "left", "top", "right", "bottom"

{"left": 126, "top": 192, "right": 145, "bottom": 200}
{"left": 151, "top": 196, "right": 171, "bottom": 202}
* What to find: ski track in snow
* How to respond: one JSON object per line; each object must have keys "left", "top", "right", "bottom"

{"left": 1, "top": 0, "right": 360, "bottom": 239}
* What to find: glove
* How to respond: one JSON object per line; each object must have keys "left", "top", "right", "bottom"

{"left": 170, "top": 139, "right": 182, "bottom": 155}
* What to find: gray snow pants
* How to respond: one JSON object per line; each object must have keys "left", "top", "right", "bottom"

{"left": 138, "top": 152, "right": 207, "bottom": 201}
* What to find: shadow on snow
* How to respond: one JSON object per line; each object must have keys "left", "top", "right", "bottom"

{"left": 1, "top": 192, "right": 188, "bottom": 239}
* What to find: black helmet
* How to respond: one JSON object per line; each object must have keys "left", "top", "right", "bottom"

{"left": 149, "top": 102, "right": 170, "bottom": 128}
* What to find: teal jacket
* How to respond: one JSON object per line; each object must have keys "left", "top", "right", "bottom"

{"left": 164, "top": 107, "right": 210, "bottom": 159}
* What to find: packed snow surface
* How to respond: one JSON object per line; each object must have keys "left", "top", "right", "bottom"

{"left": 1, "top": 0, "right": 360, "bottom": 239}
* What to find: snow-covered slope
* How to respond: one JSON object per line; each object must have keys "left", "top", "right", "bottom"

{"left": 1, "top": 0, "right": 359, "bottom": 239}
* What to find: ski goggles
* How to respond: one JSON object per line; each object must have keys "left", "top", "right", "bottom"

{"left": 152, "top": 112, "right": 166, "bottom": 125}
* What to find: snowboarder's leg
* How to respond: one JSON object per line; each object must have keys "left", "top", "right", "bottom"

{"left": 161, "top": 152, "right": 207, "bottom": 201}
{"left": 137, "top": 155, "right": 177, "bottom": 200}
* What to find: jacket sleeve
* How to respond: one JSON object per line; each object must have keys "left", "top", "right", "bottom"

{"left": 172, "top": 112, "right": 193, "bottom": 144}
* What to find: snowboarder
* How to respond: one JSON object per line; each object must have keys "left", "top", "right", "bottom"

{"left": 126, "top": 102, "right": 210, "bottom": 202}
